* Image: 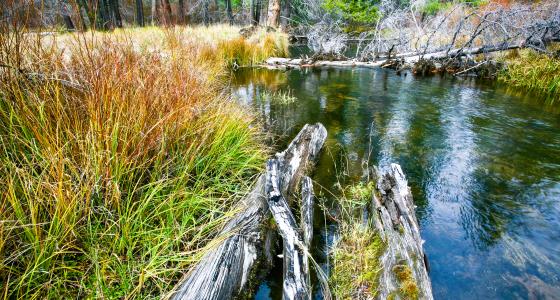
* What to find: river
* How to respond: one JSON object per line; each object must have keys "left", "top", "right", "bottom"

{"left": 231, "top": 67, "right": 560, "bottom": 299}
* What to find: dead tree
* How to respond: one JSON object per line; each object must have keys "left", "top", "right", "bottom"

{"left": 371, "top": 164, "right": 433, "bottom": 299}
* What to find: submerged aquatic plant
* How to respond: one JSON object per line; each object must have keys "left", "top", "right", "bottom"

{"left": 261, "top": 89, "right": 298, "bottom": 104}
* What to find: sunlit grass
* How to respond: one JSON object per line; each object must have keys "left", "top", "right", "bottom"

{"left": 498, "top": 48, "right": 560, "bottom": 103}
{"left": 0, "top": 25, "right": 286, "bottom": 299}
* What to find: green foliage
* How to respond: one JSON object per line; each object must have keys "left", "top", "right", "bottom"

{"left": 421, "top": 0, "right": 487, "bottom": 16}
{"left": 421, "top": 0, "right": 452, "bottom": 16}
{"left": 323, "top": 0, "right": 381, "bottom": 24}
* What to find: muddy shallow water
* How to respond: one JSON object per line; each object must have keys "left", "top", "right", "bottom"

{"left": 231, "top": 67, "right": 560, "bottom": 300}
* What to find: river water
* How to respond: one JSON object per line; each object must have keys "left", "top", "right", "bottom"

{"left": 231, "top": 67, "right": 560, "bottom": 299}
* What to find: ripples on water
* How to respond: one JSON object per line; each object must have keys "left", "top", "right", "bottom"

{"left": 232, "top": 67, "right": 560, "bottom": 300}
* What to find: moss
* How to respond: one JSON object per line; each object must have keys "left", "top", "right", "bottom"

{"left": 393, "top": 263, "right": 420, "bottom": 300}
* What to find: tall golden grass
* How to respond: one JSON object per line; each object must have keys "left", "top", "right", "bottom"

{"left": 0, "top": 25, "right": 287, "bottom": 298}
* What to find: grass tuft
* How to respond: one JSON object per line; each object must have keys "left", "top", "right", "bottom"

{"left": 498, "top": 47, "right": 560, "bottom": 103}
{"left": 330, "top": 181, "right": 384, "bottom": 300}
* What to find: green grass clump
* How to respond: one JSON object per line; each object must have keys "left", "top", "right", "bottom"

{"left": 498, "top": 48, "right": 560, "bottom": 103}
{"left": 330, "top": 181, "right": 384, "bottom": 299}
{"left": 0, "top": 25, "right": 269, "bottom": 299}
{"left": 331, "top": 223, "right": 385, "bottom": 300}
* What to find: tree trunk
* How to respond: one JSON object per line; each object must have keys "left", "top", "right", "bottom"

{"left": 96, "top": 0, "right": 110, "bottom": 30}
{"left": 281, "top": 0, "right": 290, "bottom": 28}
{"left": 109, "top": 0, "right": 122, "bottom": 28}
{"left": 151, "top": 0, "right": 157, "bottom": 25}
{"left": 177, "top": 0, "right": 185, "bottom": 24}
{"left": 135, "top": 0, "right": 144, "bottom": 26}
{"left": 251, "top": 0, "right": 260, "bottom": 25}
{"left": 266, "top": 0, "right": 280, "bottom": 28}
{"left": 225, "top": 0, "right": 233, "bottom": 25}
{"left": 203, "top": 0, "right": 210, "bottom": 25}
{"left": 77, "top": 0, "right": 94, "bottom": 28}
{"left": 160, "top": 0, "right": 173, "bottom": 25}
{"left": 368, "top": 164, "right": 433, "bottom": 300}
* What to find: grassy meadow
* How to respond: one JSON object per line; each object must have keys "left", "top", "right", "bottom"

{"left": 0, "top": 25, "right": 287, "bottom": 299}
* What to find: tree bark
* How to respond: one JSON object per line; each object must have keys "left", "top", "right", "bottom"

{"left": 160, "top": 0, "right": 173, "bottom": 26}
{"left": 225, "top": 0, "right": 233, "bottom": 25}
{"left": 109, "top": 0, "right": 122, "bottom": 28}
{"left": 151, "top": 0, "right": 157, "bottom": 25}
{"left": 265, "top": 161, "right": 311, "bottom": 300}
{"left": 266, "top": 0, "right": 280, "bottom": 28}
{"left": 168, "top": 123, "right": 327, "bottom": 300}
{"left": 177, "top": 0, "right": 185, "bottom": 24}
{"left": 369, "top": 164, "right": 433, "bottom": 300}
{"left": 135, "top": 0, "right": 144, "bottom": 26}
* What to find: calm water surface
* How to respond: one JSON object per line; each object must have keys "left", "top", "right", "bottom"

{"left": 231, "top": 67, "right": 560, "bottom": 300}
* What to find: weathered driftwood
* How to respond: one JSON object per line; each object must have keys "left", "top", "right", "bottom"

{"left": 266, "top": 160, "right": 311, "bottom": 300}
{"left": 169, "top": 123, "right": 327, "bottom": 300}
{"left": 264, "top": 123, "right": 327, "bottom": 300}
{"left": 300, "top": 176, "right": 314, "bottom": 290}
{"left": 371, "top": 164, "right": 433, "bottom": 300}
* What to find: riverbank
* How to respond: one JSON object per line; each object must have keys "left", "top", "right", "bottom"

{"left": 498, "top": 48, "right": 560, "bottom": 103}
{"left": 0, "top": 25, "right": 287, "bottom": 298}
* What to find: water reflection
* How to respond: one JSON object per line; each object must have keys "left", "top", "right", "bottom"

{"left": 231, "top": 68, "right": 560, "bottom": 300}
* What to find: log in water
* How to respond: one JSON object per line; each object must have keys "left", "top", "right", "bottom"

{"left": 169, "top": 123, "right": 327, "bottom": 300}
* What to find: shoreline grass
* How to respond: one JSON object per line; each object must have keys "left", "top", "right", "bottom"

{"left": 0, "top": 25, "right": 287, "bottom": 299}
{"left": 498, "top": 48, "right": 560, "bottom": 103}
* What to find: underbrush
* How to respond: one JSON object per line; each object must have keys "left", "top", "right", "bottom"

{"left": 498, "top": 48, "right": 560, "bottom": 103}
{"left": 0, "top": 25, "right": 286, "bottom": 299}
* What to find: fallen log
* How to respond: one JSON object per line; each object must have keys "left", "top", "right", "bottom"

{"left": 262, "top": 41, "right": 555, "bottom": 71}
{"left": 264, "top": 123, "right": 327, "bottom": 300}
{"left": 300, "top": 176, "right": 314, "bottom": 290}
{"left": 266, "top": 160, "right": 311, "bottom": 300}
{"left": 168, "top": 123, "right": 327, "bottom": 300}
{"left": 371, "top": 164, "right": 433, "bottom": 300}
